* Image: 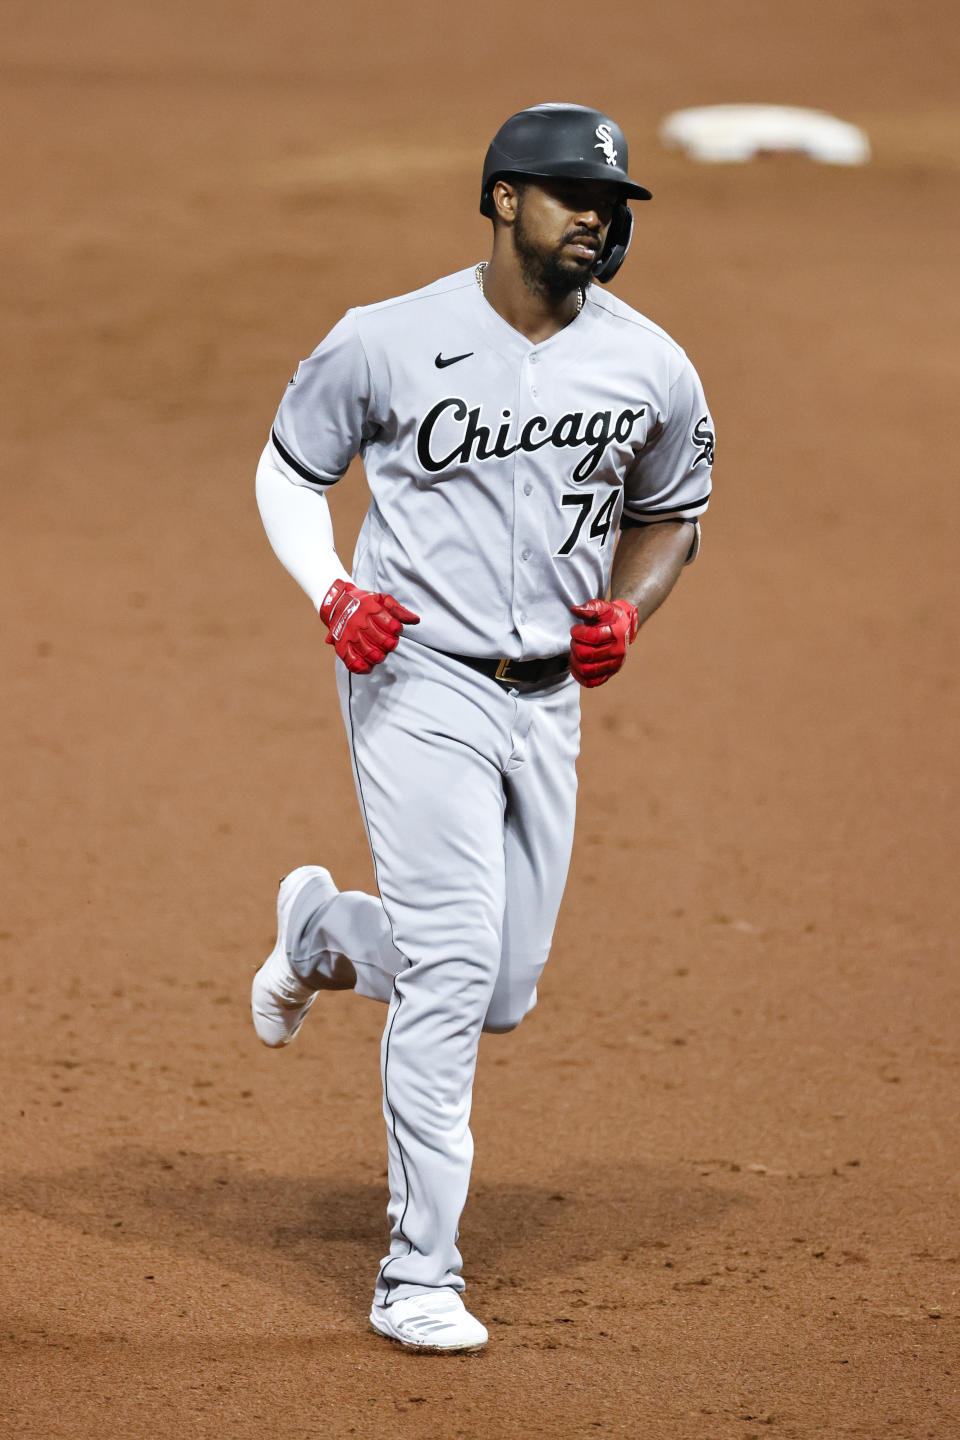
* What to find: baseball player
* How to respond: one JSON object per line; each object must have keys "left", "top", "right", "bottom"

{"left": 252, "top": 102, "right": 714, "bottom": 1353}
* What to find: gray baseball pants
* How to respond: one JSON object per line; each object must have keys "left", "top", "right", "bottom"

{"left": 288, "top": 639, "right": 580, "bottom": 1305}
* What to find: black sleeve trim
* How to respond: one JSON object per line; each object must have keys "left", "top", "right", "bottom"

{"left": 621, "top": 491, "right": 710, "bottom": 524}
{"left": 270, "top": 427, "right": 335, "bottom": 488}
{"left": 621, "top": 514, "right": 699, "bottom": 531}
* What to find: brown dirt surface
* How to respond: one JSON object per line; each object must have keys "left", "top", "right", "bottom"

{"left": 2, "top": 3, "right": 959, "bottom": 1436}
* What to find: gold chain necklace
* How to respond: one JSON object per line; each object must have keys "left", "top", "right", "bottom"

{"left": 475, "top": 260, "right": 584, "bottom": 314}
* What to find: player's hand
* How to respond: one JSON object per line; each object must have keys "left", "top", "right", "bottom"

{"left": 569, "top": 597, "right": 639, "bottom": 689}
{"left": 319, "top": 579, "right": 419, "bottom": 674}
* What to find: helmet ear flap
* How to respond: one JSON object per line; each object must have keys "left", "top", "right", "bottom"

{"left": 593, "top": 202, "right": 633, "bottom": 283}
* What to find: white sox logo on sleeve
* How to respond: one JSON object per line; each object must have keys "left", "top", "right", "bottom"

{"left": 416, "top": 397, "right": 646, "bottom": 483}
{"left": 692, "top": 415, "right": 715, "bottom": 467}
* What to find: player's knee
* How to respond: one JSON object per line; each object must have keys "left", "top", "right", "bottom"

{"left": 482, "top": 985, "right": 538, "bottom": 1035}
{"left": 482, "top": 1014, "right": 522, "bottom": 1035}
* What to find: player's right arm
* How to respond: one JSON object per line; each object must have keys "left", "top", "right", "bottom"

{"left": 258, "top": 312, "right": 419, "bottom": 673}
{"left": 256, "top": 444, "right": 350, "bottom": 610}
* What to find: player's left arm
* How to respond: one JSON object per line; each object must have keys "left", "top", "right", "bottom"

{"left": 610, "top": 517, "right": 696, "bottom": 621}
{"left": 569, "top": 350, "right": 714, "bottom": 689}
{"left": 568, "top": 521, "right": 694, "bottom": 688}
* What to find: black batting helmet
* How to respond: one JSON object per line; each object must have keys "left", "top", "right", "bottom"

{"left": 480, "top": 102, "right": 652, "bottom": 282}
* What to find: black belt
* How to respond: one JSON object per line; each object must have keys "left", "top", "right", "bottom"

{"left": 441, "top": 650, "right": 571, "bottom": 690}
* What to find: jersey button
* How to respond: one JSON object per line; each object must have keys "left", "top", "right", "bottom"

{"left": 523, "top": 483, "right": 533, "bottom": 496}
{"left": 521, "top": 548, "right": 532, "bottom": 562}
{"left": 529, "top": 354, "right": 540, "bottom": 365}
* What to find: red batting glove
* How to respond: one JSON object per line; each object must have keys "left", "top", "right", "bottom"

{"left": 319, "top": 579, "right": 419, "bottom": 674}
{"left": 569, "top": 597, "right": 639, "bottom": 689}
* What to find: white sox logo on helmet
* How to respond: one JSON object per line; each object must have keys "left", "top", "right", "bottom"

{"left": 594, "top": 124, "right": 618, "bottom": 166}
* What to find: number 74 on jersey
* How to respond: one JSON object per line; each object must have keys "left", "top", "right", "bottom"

{"left": 556, "top": 489, "right": 618, "bottom": 556}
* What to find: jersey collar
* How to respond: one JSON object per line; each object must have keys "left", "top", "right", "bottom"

{"left": 471, "top": 265, "right": 594, "bottom": 359}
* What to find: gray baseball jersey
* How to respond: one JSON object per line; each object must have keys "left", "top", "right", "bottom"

{"left": 269, "top": 265, "right": 713, "bottom": 658}
{"left": 257, "top": 262, "right": 716, "bottom": 1313}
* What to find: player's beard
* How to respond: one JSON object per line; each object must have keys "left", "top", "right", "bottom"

{"left": 513, "top": 198, "right": 594, "bottom": 301}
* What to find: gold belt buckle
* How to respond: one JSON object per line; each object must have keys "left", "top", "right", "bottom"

{"left": 495, "top": 657, "right": 514, "bottom": 682}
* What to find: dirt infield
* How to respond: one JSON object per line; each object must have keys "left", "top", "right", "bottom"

{"left": 2, "top": 3, "right": 958, "bottom": 1436}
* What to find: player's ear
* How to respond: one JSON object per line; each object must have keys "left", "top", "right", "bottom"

{"left": 491, "top": 179, "right": 520, "bottom": 225}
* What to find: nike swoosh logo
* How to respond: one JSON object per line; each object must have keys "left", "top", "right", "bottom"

{"left": 435, "top": 351, "right": 473, "bottom": 369}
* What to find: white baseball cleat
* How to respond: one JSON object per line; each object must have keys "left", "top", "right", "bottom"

{"left": 251, "top": 866, "right": 338, "bottom": 1047}
{"left": 369, "top": 1291, "right": 488, "bottom": 1353}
